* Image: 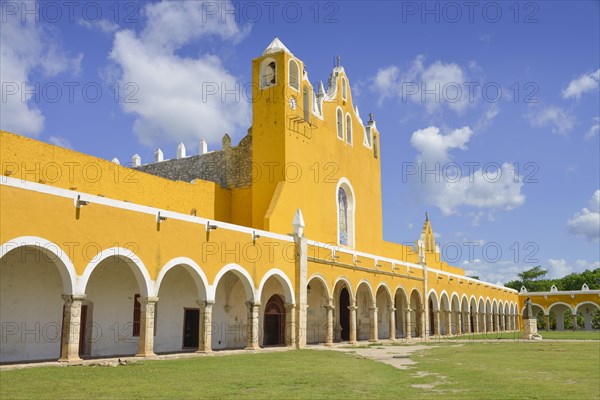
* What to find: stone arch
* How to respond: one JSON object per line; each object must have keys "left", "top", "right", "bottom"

{"left": 79, "top": 247, "right": 152, "bottom": 297}
{"left": 1, "top": 236, "right": 77, "bottom": 294}
{"left": 428, "top": 290, "right": 440, "bottom": 335}
{"left": 355, "top": 280, "right": 374, "bottom": 340}
{"left": 288, "top": 58, "right": 300, "bottom": 90}
{"left": 155, "top": 257, "right": 210, "bottom": 353}
{"left": 450, "top": 293, "right": 461, "bottom": 334}
{"left": 0, "top": 237, "right": 77, "bottom": 363}
{"left": 155, "top": 257, "right": 209, "bottom": 300}
{"left": 333, "top": 276, "right": 353, "bottom": 342}
{"left": 210, "top": 263, "right": 256, "bottom": 302}
{"left": 410, "top": 289, "right": 423, "bottom": 337}
{"left": 576, "top": 302, "right": 600, "bottom": 331}
{"left": 257, "top": 268, "right": 295, "bottom": 305}
{"left": 461, "top": 295, "right": 470, "bottom": 333}
{"left": 307, "top": 274, "right": 330, "bottom": 344}
{"left": 375, "top": 283, "right": 393, "bottom": 339}
{"left": 393, "top": 286, "right": 409, "bottom": 338}
{"left": 259, "top": 57, "right": 277, "bottom": 88}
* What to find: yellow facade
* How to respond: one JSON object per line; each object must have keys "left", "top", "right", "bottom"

{"left": 6, "top": 38, "right": 573, "bottom": 365}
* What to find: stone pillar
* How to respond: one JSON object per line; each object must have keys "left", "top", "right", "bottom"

{"left": 197, "top": 300, "right": 214, "bottom": 353}
{"left": 59, "top": 294, "right": 86, "bottom": 364}
{"left": 136, "top": 296, "right": 159, "bottom": 358}
{"left": 245, "top": 301, "right": 260, "bottom": 350}
{"left": 419, "top": 308, "right": 426, "bottom": 338}
{"left": 293, "top": 232, "right": 308, "bottom": 349}
{"left": 404, "top": 308, "right": 412, "bottom": 339}
{"left": 369, "top": 306, "right": 378, "bottom": 342}
{"left": 388, "top": 306, "right": 396, "bottom": 340}
{"left": 445, "top": 311, "right": 451, "bottom": 335}
{"left": 572, "top": 314, "right": 578, "bottom": 331}
{"left": 325, "top": 300, "right": 335, "bottom": 346}
{"left": 349, "top": 302, "right": 358, "bottom": 344}
{"left": 285, "top": 303, "right": 296, "bottom": 347}
{"left": 473, "top": 312, "right": 479, "bottom": 333}
{"left": 433, "top": 310, "right": 440, "bottom": 336}
{"left": 494, "top": 313, "right": 500, "bottom": 332}
{"left": 544, "top": 314, "right": 550, "bottom": 332}
{"left": 464, "top": 312, "right": 471, "bottom": 333}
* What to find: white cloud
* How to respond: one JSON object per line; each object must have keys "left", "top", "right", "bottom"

{"left": 547, "top": 258, "right": 600, "bottom": 279}
{"left": 372, "top": 55, "right": 473, "bottom": 112}
{"left": 567, "top": 190, "right": 600, "bottom": 242}
{"left": 47, "top": 136, "right": 72, "bottom": 149}
{"left": 562, "top": 69, "right": 600, "bottom": 99}
{"left": 408, "top": 126, "right": 525, "bottom": 216}
{"left": 78, "top": 19, "right": 119, "bottom": 34}
{"left": 0, "top": 8, "right": 82, "bottom": 136}
{"left": 526, "top": 106, "right": 575, "bottom": 135}
{"left": 584, "top": 117, "right": 599, "bottom": 140}
{"left": 461, "top": 259, "right": 523, "bottom": 284}
{"left": 108, "top": 0, "right": 251, "bottom": 149}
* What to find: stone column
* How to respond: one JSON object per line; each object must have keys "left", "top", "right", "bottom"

{"left": 349, "top": 302, "right": 358, "bottom": 344}
{"left": 445, "top": 311, "right": 451, "bottom": 335}
{"left": 325, "top": 300, "right": 335, "bottom": 346}
{"left": 433, "top": 310, "right": 440, "bottom": 336}
{"left": 464, "top": 312, "right": 471, "bottom": 333}
{"left": 136, "top": 296, "right": 159, "bottom": 358}
{"left": 544, "top": 314, "right": 550, "bottom": 332}
{"left": 419, "top": 308, "right": 426, "bottom": 338}
{"left": 293, "top": 228, "right": 308, "bottom": 349}
{"left": 572, "top": 314, "right": 578, "bottom": 331}
{"left": 404, "top": 308, "right": 412, "bottom": 339}
{"left": 369, "top": 306, "right": 378, "bottom": 342}
{"left": 388, "top": 306, "right": 396, "bottom": 340}
{"left": 494, "top": 313, "right": 500, "bottom": 332}
{"left": 197, "top": 300, "right": 214, "bottom": 353}
{"left": 285, "top": 303, "right": 296, "bottom": 347}
{"left": 59, "top": 294, "right": 86, "bottom": 364}
{"left": 473, "top": 312, "right": 479, "bottom": 333}
{"left": 245, "top": 301, "right": 261, "bottom": 350}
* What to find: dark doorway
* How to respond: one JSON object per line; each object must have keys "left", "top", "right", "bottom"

{"left": 339, "top": 288, "right": 350, "bottom": 341}
{"left": 79, "top": 305, "right": 88, "bottom": 355}
{"left": 183, "top": 308, "right": 199, "bottom": 349}
{"left": 264, "top": 295, "right": 285, "bottom": 346}
{"left": 429, "top": 299, "right": 435, "bottom": 335}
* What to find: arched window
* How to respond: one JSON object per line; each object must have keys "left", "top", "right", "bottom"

{"left": 364, "top": 126, "right": 372, "bottom": 147}
{"left": 341, "top": 77, "right": 347, "bottom": 100}
{"left": 336, "top": 108, "right": 344, "bottom": 139}
{"left": 337, "top": 180, "right": 355, "bottom": 247}
{"left": 260, "top": 59, "right": 277, "bottom": 88}
{"left": 289, "top": 59, "right": 299, "bottom": 90}
{"left": 346, "top": 114, "right": 352, "bottom": 144}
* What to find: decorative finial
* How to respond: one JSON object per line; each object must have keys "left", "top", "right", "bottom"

{"left": 369, "top": 112, "right": 374, "bottom": 122}
{"left": 425, "top": 211, "right": 429, "bottom": 221}
{"left": 336, "top": 55, "right": 341, "bottom": 67}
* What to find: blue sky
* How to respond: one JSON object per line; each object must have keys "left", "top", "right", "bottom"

{"left": 1, "top": 1, "right": 599, "bottom": 283}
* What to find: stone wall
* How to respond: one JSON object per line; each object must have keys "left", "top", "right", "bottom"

{"left": 136, "top": 133, "right": 253, "bottom": 190}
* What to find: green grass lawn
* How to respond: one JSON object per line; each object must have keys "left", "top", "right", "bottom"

{"left": 1, "top": 342, "right": 598, "bottom": 399}
{"left": 446, "top": 330, "right": 600, "bottom": 341}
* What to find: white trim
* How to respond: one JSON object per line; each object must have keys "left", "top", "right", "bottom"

{"left": 410, "top": 288, "right": 423, "bottom": 305}
{"left": 439, "top": 290, "right": 450, "bottom": 308}
{"left": 345, "top": 113, "right": 353, "bottom": 145}
{"left": 428, "top": 289, "right": 439, "bottom": 309}
{"left": 210, "top": 263, "right": 256, "bottom": 302}
{"left": 1, "top": 177, "right": 293, "bottom": 243}
{"left": 575, "top": 301, "right": 600, "bottom": 312}
{"left": 375, "top": 282, "right": 393, "bottom": 303}
{"left": 356, "top": 279, "right": 375, "bottom": 302}
{"left": 521, "top": 289, "right": 600, "bottom": 296}
{"left": 259, "top": 57, "right": 278, "bottom": 90}
{"left": 546, "top": 301, "right": 576, "bottom": 314}
{"left": 288, "top": 59, "right": 300, "bottom": 92}
{"left": 257, "top": 268, "right": 295, "bottom": 305}
{"left": 521, "top": 302, "right": 548, "bottom": 315}
{"left": 308, "top": 273, "right": 332, "bottom": 299}
{"left": 336, "top": 107, "right": 344, "bottom": 141}
{"left": 155, "top": 257, "right": 210, "bottom": 300}
{"left": 332, "top": 276, "right": 354, "bottom": 301}
{"left": 77, "top": 246, "right": 153, "bottom": 296}
{"left": 393, "top": 285, "right": 409, "bottom": 303}
{"left": 0, "top": 236, "right": 77, "bottom": 294}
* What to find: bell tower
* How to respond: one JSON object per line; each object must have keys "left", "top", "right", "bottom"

{"left": 250, "top": 38, "right": 305, "bottom": 229}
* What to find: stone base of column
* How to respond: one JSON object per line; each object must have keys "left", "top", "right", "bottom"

{"left": 135, "top": 351, "right": 158, "bottom": 358}
{"left": 58, "top": 355, "right": 83, "bottom": 365}
{"left": 324, "top": 342, "right": 334, "bottom": 347}
{"left": 245, "top": 343, "right": 260, "bottom": 351}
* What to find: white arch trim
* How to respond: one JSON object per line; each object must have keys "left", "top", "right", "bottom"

{"left": 336, "top": 177, "right": 356, "bottom": 249}
{"left": 308, "top": 273, "right": 332, "bottom": 299}
{"left": 375, "top": 282, "right": 393, "bottom": 303}
{"left": 333, "top": 276, "right": 354, "bottom": 301}
{"left": 428, "top": 289, "right": 440, "bottom": 309}
{"left": 257, "top": 268, "right": 295, "bottom": 305}
{"left": 575, "top": 301, "right": 600, "bottom": 312}
{"left": 356, "top": 279, "right": 375, "bottom": 302}
{"left": 155, "top": 257, "right": 210, "bottom": 300}
{"left": 439, "top": 290, "right": 450, "bottom": 309}
{"left": 210, "top": 263, "right": 256, "bottom": 302}
{"left": 78, "top": 247, "right": 153, "bottom": 297}
{"left": 547, "top": 302, "right": 575, "bottom": 314}
{"left": 1, "top": 236, "right": 77, "bottom": 295}
{"left": 393, "top": 285, "right": 410, "bottom": 303}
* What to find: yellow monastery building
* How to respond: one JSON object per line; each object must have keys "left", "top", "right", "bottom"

{"left": 1, "top": 39, "right": 597, "bottom": 364}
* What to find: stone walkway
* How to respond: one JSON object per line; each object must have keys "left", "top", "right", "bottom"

{"left": 315, "top": 342, "right": 431, "bottom": 370}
